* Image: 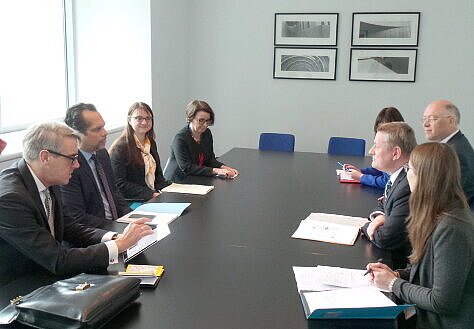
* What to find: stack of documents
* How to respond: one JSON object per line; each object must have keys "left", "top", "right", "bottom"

{"left": 161, "top": 183, "right": 214, "bottom": 195}
{"left": 124, "top": 224, "right": 170, "bottom": 262}
{"left": 293, "top": 265, "right": 413, "bottom": 319}
{"left": 291, "top": 213, "right": 369, "bottom": 245}
{"left": 119, "top": 264, "right": 164, "bottom": 288}
{"left": 117, "top": 202, "right": 191, "bottom": 225}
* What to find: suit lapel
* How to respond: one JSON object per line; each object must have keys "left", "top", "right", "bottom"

{"left": 17, "top": 159, "right": 49, "bottom": 227}
{"left": 78, "top": 151, "right": 101, "bottom": 195}
{"left": 386, "top": 169, "right": 407, "bottom": 202}
{"left": 50, "top": 187, "right": 63, "bottom": 241}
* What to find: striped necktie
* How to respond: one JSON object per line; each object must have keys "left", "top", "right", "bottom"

{"left": 91, "top": 154, "right": 118, "bottom": 219}
{"left": 384, "top": 180, "right": 393, "bottom": 199}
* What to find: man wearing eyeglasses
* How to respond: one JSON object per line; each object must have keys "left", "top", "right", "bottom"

{"left": 423, "top": 100, "right": 474, "bottom": 208}
{"left": 61, "top": 103, "right": 131, "bottom": 228}
{"left": 0, "top": 122, "right": 153, "bottom": 285}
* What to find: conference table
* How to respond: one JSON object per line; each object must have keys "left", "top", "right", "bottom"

{"left": 1, "top": 148, "right": 399, "bottom": 329}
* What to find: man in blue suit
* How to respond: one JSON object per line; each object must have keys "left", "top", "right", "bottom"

{"left": 361, "top": 122, "right": 417, "bottom": 268}
{"left": 61, "top": 103, "right": 131, "bottom": 228}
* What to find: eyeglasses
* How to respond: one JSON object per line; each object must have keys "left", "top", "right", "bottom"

{"left": 195, "top": 118, "right": 213, "bottom": 125}
{"left": 131, "top": 116, "right": 153, "bottom": 122}
{"left": 421, "top": 116, "right": 452, "bottom": 123}
{"left": 47, "top": 149, "right": 79, "bottom": 165}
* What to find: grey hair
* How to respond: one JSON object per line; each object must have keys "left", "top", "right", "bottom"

{"left": 444, "top": 103, "right": 460, "bottom": 125}
{"left": 23, "top": 122, "right": 81, "bottom": 162}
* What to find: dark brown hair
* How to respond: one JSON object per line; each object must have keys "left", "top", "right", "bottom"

{"left": 109, "top": 102, "right": 155, "bottom": 167}
{"left": 407, "top": 143, "right": 468, "bottom": 263}
{"left": 185, "top": 100, "right": 214, "bottom": 125}
{"left": 373, "top": 107, "right": 404, "bottom": 133}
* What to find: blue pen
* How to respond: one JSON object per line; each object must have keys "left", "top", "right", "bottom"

{"left": 337, "top": 162, "right": 350, "bottom": 171}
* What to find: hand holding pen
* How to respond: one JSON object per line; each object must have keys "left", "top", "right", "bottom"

{"left": 337, "top": 162, "right": 351, "bottom": 172}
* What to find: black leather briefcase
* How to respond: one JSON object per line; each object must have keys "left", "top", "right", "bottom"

{"left": 0, "top": 273, "right": 141, "bottom": 329}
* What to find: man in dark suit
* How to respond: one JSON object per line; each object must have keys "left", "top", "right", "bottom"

{"left": 61, "top": 103, "right": 131, "bottom": 227}
{"left": 423, "top": 100, "right": 474, "bottom": 207}
{"left": 361, "top": 122, "right": 417, "bottom": 268}
{"left": 0, "top": 122, "right": 152, "bottom": 285}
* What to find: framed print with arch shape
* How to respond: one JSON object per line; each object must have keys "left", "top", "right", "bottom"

{"left": 274, "top": 47, "right": 337, "bottom": 80}
{"left": 274, "top": 13, "right": 338, "bottom": 46}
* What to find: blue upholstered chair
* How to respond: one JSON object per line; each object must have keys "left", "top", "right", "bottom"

{"left": 327, "top": 137, "right": 366, "bottom": 156}
{"left": 259, "top": 133, "right": 295, "bottom": 152}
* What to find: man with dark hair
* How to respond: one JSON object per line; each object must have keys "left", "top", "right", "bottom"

{"left": 61, "top": 103, "right": 130, "bottom": 227}
{"left": 422, "top": 100, "right": 474, "bottom": 208}
{"left": 361, "top": 122, "right": 417, "bottom": 268}
{"left": 0, "top": 122, "right": 152, "bottom": 285}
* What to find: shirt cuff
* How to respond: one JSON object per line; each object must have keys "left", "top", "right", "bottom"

{"left": 101, "top": 231, "right": 118, "bottom": 242}
{"left": 104, "top": 240, "right": 119, "bottom": 264}
{"left": 369, "top": 211, "right": 384, "bottom": 221}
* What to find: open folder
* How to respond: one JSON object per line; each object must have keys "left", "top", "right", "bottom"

{"left": 300, "top": 287, "right": 413, "bottom": 319}
{"left": 117, "top": 202, "right": 191, "bottom": 225}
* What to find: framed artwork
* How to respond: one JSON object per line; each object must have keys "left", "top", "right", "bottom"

{"left": 352, "top": 12, "right": 420, "bottom": 46}
{"left": 274, "top": 13, "right": 339, "bottom": 46}
{"left": 274, "top": 47, "right": 337, "bottom": 80}
{"left": 349, "top": 48, "right": 417, "bottom": 82}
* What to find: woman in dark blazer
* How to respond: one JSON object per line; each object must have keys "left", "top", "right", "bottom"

{"left": 109, "top": 102, "right": 170, "bottom": 201}
{"left": 163, "top": 100, "right": 239, "bottom": 181}
{"left": 367, "top": 143, "right": 474, "bottom": 329}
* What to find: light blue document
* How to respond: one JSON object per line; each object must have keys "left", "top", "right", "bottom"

{"left": 135, "top": 203, "right": 191, "bottom": 215}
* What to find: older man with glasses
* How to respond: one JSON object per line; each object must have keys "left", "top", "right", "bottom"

{"left": 422, "top": 100, "right": 474, "bottom": 208}
{"left": 0, "top": 122, "right": 153, "bottom": 285}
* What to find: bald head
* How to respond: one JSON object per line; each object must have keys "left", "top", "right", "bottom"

{"left": 422, "top": 100, "right": 459, "bottom": 141}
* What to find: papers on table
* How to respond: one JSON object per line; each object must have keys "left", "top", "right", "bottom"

{"left": 292, "top": 266, "right": 388, "bottom": 292}
{"left": 161, "top": 183, "right": 214, "bottom": 195}
{"left": 117, "top": 202, "right": 191, "bottom": 225}
{"left": 291, "top": 213, "right": 369, "bottom": 245}
{"left": 124, "top": 224, "right": 170, "bottom": 262}
{"left": 293, "top": 266, "right": 413, "bottom": 319}
{"left": 336, "top": 169, "right": 360, "bottom": 183}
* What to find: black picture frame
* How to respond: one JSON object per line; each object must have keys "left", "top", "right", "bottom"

{"left": 274, "top": 47, "right": 337, "bottom": 80}
{"left": 274, "top": 13, "right": 339, "bottom": 46}
{"left": 351, "top": 12, "right": 420, "bottom": 47}
{"left": 349, "top": 48, "right": 417, "bottom": 82}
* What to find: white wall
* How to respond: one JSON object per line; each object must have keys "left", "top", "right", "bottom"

{"left": 150, "top": 0, "right": 191, "bottom": 160}
{"left": 152, "top": 0, "right": 474, "bottom": 157}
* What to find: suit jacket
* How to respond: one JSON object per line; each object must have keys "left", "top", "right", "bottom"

{"left": 361, "top": 169, "right": 411, "bottom": 267}
{"left": 447, "top": 131, "right": 474, "bottom": 205}
{"left": 163, "top": 126, "right": 224, "bottom": 181}
{"left": 60, "top": 148, "right": 130, "bottom": 228}
{"left": 0, "top": 159, "right": 109, "bottom": 286}
{"left": 393, "top": 208, "right": 474, "bottom": 329}
{"left": 109, "top": 137, "right": 171, "bottom": 200}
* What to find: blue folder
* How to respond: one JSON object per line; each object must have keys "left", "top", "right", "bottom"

{"left": 300, "top": 291, "right": 414, "bottom": 319}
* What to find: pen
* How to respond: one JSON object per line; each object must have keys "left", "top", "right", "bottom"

{"left": 337, "top": 161, "right": 350, "bottom": 172}
{"left": 363, "top": 258, "right": 384, "bottom": 276}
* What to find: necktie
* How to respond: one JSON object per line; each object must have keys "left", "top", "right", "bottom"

{"left": 91, "top": 154, "right": 118, "bottom": 219}
{"left": 43, "top": 190, "right": 55, "bottom": 237}
{"left": 384, "top": 180, "right": 393, "bottom": 199}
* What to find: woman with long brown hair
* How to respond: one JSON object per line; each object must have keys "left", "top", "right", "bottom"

{"left": 109, "top": 102, "right": 171, "bottom": 201}
{"left": 367, "top": 142, "right": 474, "bottom": 328}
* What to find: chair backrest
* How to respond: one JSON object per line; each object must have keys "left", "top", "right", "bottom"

{"left": 328, "top": 137, "right": 366, "bottom": 156}
{"left": 259, "top": 133, "right": 295, "bottom": 152}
